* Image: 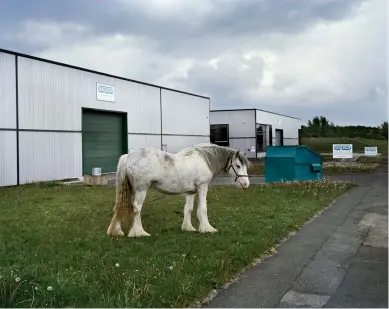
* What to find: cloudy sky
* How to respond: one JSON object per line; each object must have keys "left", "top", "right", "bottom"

{"left": 1, "top": 0, "right": 387, "bottom": 126}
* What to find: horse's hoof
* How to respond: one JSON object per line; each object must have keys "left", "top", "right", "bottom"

{"left": 198, "top": 225, "right": 218, "bottom": 233}
{"left": 128, "top": 229, "right": 151, "bottom": 237}
{"left": 107, "top": 230, "right": 125, "bottom": 237}
{"left": 181, "top": 224, "right": 197, "bottom": 232}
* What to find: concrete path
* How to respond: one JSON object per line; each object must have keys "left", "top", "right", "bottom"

{"left": 203, "top": 167, "right": 388, "bottom": 308}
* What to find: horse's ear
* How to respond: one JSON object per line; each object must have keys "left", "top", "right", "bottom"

{"left": 243, "top": 150, "right": 246, "bottom": 156}
{"left": 235, "top": 150, "right": 240, "bottom": 157}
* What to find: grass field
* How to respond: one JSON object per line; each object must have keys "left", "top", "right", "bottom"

{"left": 0, "top": 181, "right": 353, "bottom": 308}
{"left": 247, "top": 161, "right": 380, "bottom": 176}
{"left": 301, "top": 137, "right": 388, "bottom": 155}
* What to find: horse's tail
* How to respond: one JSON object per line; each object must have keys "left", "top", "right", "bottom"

{"left": 114, "top": 154, "right": 134, "bottom": 218}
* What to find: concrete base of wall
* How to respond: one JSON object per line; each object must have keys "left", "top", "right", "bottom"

{"left": 83, "top": 173, "right": 114, "bottom": 186}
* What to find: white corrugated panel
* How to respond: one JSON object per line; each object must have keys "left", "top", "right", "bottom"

{"left": 161, "top": 89, "right": 210, "bottom": 136}
{"left": 125, "top": 84, "right": 161, "bottom": 134}
{"left": 162, "top": 135, "right": 210, "bottom": 153}
{"left": 128, "top": 134, "right": 161, "bottom": 151}
{"left": 0, "top": 131, "right": 17, "bottom": 186}
{"left": 0, "top": 52, "right": 16, "bottom": 129}
{"left": 17, "top": 57, "right": 161, "bottom": 133}
{"left": 229, "top": 138, "right": 257, "bottom": 159}
{"left": 19, "top": 132, "right": 82, "bottom": 184}
{"left": 256, "top": 110, "right": 301, "bottom": 140}
{"left": 210, "top": 110, "right": 255, "bottom": 138}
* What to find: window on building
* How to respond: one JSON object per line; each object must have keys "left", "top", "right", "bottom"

{"left": 256, "top": 124, "right": 268, "bottom": 151}
{"left": 210, "top": 124, "right": 229, "bottom": 147}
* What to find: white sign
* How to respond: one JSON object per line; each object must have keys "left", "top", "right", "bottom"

{"left": 250, "top": 146, "right": 256, "bottom": 153}
{"left": 332, "top": 144, "right": 353, "bottom": 159}
{"left": 364, "top": 146, "right": 378, "bottom": 156}
{"left": 96, "top": 82, "right": 115, "bottom": 102}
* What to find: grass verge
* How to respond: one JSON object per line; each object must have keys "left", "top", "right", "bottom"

{"left": 301, "top": 137, "right": 388, "bottom": 156}
{"left": 0, "top": 181, "right": 353, "bottom": 307}
{"left": 323, "top": 162, "right": 380, "bottom": 175}
{"left": 357, "top": 156, "right": 388, "bottom": 164}
{"left": 248, "top": 159, "right": 382, "bottom": 176}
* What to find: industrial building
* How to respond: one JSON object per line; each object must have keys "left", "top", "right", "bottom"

{"left": 0, "top": 49, "right": 210, "bottom": 187}
{"left": 210, "top": 108, "right": 302, "bottom": 159}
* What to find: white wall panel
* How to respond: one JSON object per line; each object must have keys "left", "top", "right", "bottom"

{"left": 161, "top": 89, "right": 210, "bottom": 136}
{"left": 19, "top": 132, "right": 82, "bottom": 184}
{"left": 17, "top": 57, "right": 161, "bottom": 133}
{"left": 229, "top": 138, "right": 257, "bottom": 159}
{"left": 128, "top": 134, "right": 161, "bottom": 151}
{"left": 256, "top": 110, "right": 301, "bottom": 139}
{"left": 210, "top": 110, "right": 255, "bottom": 138}
{"left": 0, "top": 131, "right": 17, "bottom": 186}
{"left": 0, "top": 53, "right": 16, "bottom": 129}
{"left": 162, "top": 135, "right": 210, "bottom": 153}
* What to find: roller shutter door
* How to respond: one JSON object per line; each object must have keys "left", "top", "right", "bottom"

{"left": 82, "top": 109, "right": 127, "bottom": 175}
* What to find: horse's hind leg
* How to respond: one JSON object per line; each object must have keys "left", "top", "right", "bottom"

{"left": 107, "top": 186, "right": 128, "bottom": 237}
{"left": 128, "top": 189, "right": 150, "bottom": 237}
{"left": 107, "top": 209, "right": 125, "bottom": 237}
{"left": 182, "top": 193, "right": 196, "bottom": 232}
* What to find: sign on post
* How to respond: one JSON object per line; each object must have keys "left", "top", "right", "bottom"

{"left": 364, "top": 147, "right": 378, "bottom": 156}
{"left": 96, "top": 82, "right": 115, "bottom": 102}
{"left": 332, "top": 144, "right": 353, "bottom": 159}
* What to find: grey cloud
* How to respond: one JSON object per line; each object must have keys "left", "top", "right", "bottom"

{"left": 1, "top": 0, "right": 366, "bottom": 54}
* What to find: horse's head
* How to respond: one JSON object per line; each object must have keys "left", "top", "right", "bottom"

{"left": 225, "top": 150, "right": 250, "bottom": 189}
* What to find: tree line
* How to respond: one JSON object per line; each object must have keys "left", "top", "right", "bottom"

{"left": 301, "top": 116, "right": 388, "bottom": 140}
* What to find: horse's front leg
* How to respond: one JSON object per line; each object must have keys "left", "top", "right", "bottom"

{"left": 182, "top": 193, "right": 196, "bottom": 232}
{"left": 197, "top": 185, "right": 218, "bottom": 233}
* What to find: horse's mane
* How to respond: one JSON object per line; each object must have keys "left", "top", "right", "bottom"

{"left": 180, "top": 143, "right": 251, "bottom": 174}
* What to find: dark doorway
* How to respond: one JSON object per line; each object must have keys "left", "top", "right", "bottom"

{"left": 275, "top": 129, "right": 284, "bottom": 146}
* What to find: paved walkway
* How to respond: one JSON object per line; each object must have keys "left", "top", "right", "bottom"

{"left": 203, "top": 167, "right": 388, "bottom": 308}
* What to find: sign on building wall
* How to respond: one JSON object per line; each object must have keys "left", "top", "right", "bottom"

{"left": 364, "top": 146, "right": 378, "bottom": 156}
{"left": 332, "top": 144, "right": 353, "bottom": 159}
{"left": 96, "top": 82, "right": 115, "bottom": 102}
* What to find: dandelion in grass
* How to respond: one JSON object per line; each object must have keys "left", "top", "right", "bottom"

{"left": 168, "top": 266, "right": 173, "bottom": 271}
{"left": 47, "top": 286, "right": 52, "bottom": 291}
{"left": 115, "top": 263, "right": 120, "bottom": 267}
{"left": 15, "top": 277, "right": 20, "bottom": 283}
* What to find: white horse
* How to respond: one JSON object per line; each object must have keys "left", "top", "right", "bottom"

{"left": 106, "top": 143, "right": 251, "bottom": 238}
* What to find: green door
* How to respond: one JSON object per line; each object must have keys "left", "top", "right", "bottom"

{"left": 82, "top": 109, "right": 127, "bottom": 175}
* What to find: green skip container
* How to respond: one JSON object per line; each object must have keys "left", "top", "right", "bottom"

{"left": 265, "top": 145, "right": 323, "bottom": 183}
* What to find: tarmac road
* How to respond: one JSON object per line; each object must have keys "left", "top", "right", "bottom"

{"left": 203, "top": 166, "right": 388, "bottom": 308}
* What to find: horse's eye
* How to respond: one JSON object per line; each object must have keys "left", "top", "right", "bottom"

{"left": 236, "top": 165, "right": 241, "bottom": 169}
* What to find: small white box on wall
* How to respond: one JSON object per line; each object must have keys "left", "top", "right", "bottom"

{"left": 96, "top": 82, "right": 115, "bottom": 102}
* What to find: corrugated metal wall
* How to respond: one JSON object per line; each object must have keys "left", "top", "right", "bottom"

{"left": 128, "top": 134, "right": 161, "bottom": 151}
{"left": 210, "top": 110, "right": 257, "bottom": 158}
{"left": 210, "top": 110, "right": 255, "bottom": 138}
{"left": 0, "top": 52, "right": 17, "bottom": 186}
{"left": 0, "top": 50, "right": 211, "bottom": 186}
{"left": 162, "top": 135, "right": 210, "bottom": 153}
{"left": 256, "top": 110, "right": 301, "bottom": 145}
{"left": 0, "top": 131, "right": 17, "bottom": 186}
{"left": 18, "top": 57, "right": 162, "bottom": 132}
{"left": 0, "top": 53, "right": 16, "bottom": 129}
{"left": 160, "top": 89, "right": 210, "bottom": 152}
{"left": 19, "top": 132, "right": 82, "bottom": 184}
{"left": 161, "top": 89, "right": 210, "bottom": 136}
